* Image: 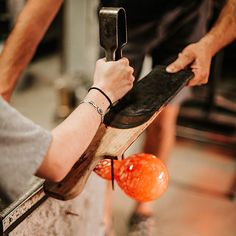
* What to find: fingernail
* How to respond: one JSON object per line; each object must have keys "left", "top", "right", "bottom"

{"left": 166, "top": 66, "right": 174, "bottom": 73}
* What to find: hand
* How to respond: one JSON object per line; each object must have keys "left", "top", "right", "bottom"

{"left": 93, "top": 57, "right": 135, "bottom": 103}
{"left": 166, "top": 41, "right": 213, "bottom": 86}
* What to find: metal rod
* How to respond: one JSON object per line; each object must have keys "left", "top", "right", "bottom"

{"left": 0, "top": 180, "right": 47, "bottom": 235}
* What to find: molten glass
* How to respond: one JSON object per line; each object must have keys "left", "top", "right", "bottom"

{"left": 94, "top": 159, "right": 121, "bottom": 180}
{"left": 94, "top": 153, "right": 169, "bottom": 202}
{"left": 116, "top": 153, "right": 168, "bottom": 202}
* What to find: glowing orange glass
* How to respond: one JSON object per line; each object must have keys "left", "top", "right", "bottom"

{"left": 94, "top": 153, "right": 169, "bottom": 202}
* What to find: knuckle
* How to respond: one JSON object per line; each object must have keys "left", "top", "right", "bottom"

{"left": 174, "top": 63, "right": 184, "bottom": 70}
{"left": 201, "top": 79, "right": 208, "bottom": 84}
{"left": 121, "top": 57, "right": 129, "bottom": 65}
{"left": 189, "top": 80, "right": 197, "bottom": 87}
{"left": 178, "top": 52, "right": 183, "bottom": 58}
{"left": 189, "top": 76, "right": 200, "bottom": 86}
{"left": 184, "top": 43, "right": 195, "bottom": 52}
{"left": 128, "top": 69, "right": 134, "bottom": 76}
{"left": 200, "top": 72, "right": 207, "bottom": 80}
{"left": 126, "top": 66, "right": 130, "bottom": 72}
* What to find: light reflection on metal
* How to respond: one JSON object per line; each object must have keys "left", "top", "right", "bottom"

{"left": 0, "top": 180, "right": 47, "bottom": 235}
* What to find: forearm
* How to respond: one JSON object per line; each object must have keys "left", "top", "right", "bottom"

{"left": 36, "top": 90, "right": 110, "bottom": 182}
{"left": 200, "top": 0, "right": 236, "bottom": 56}
{"left": 0, "top": 0, "right": 63, "bottom": 100}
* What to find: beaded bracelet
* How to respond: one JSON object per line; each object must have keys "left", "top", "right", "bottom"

{"left": 88, "top": 87, "right": 113, "bottom": 109}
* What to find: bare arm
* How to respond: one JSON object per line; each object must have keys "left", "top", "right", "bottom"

{"left": 0, "top": 0, "right": 63, "bottom": 101}
{"left": 166, "top": 0, "right": 236, "bottom": 86}
{"left": 202, "top": 0, "right": 236, "bottom": 56}
{"left": 36, "top": 58, "right": 134, "bottom": 182}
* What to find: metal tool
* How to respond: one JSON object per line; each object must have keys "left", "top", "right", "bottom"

{"left": 99, "top": 7, "right": 127, "bottom": 61}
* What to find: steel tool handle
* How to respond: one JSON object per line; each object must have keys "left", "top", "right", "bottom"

{"left": 99, "top": 7, "right": 127, "bottom": 61}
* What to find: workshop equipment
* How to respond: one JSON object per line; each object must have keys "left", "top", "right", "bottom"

{"left": 43, "top": 7, "right": 193, "bottom": 200}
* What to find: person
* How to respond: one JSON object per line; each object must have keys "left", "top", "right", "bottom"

{"left": 99, "top": 0, "right": 212, "bottom": 233}
{"left": 166, "top": 0, "right": 236, "bottom": 80}
{"left": 98, "top": 0, "right": 236, "bottom": 235}
{"left": 0, "top": 0, "right": 64, "bottom": 101}
{"left": 0, "top": 0, "right": 135, "bottom": 200}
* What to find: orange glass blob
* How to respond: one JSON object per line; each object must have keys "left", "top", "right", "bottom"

{"left": 94, "top": 159, "right": 121, "bottom": 180}
{"left": 115, "top": 153, "right": 169, "bottom": 202}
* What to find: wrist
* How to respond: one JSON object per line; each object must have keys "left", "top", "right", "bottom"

{"left": 199, "top": 35, "right": 217, "bottom": 57}
{"left": 0, "top": 61, "right": 19, "bottom": 100}
{"left": 85, "top": 89, "right": 110, "bottom": 112}
{"left": 0, "top": 77, "right": 16, "bottom": 101}
{"left": 92, "top": 83, "right": 116, "bottom": 103}
{"left": 88, "top": 87, "right": 113, "bottom": 108}
{"left": 199, "top": 31, "right": 228, "bottom": 57}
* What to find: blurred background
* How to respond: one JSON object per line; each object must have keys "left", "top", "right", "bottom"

{"left": 0, "top": 0, "right": 236, "bottom": 235}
